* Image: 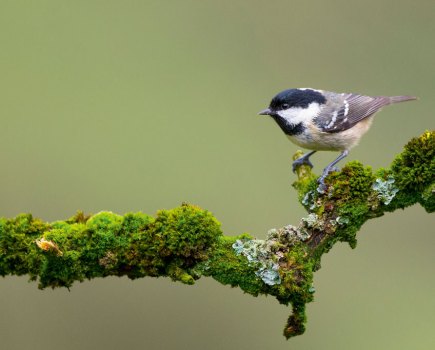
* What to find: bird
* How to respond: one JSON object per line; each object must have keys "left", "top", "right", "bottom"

{"left": 259, "top": 88, "right": 417, "bottom": 192}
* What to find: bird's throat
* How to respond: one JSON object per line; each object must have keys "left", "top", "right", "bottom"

{"left": 272, "top": 116, "right": 305, "bottom": 136}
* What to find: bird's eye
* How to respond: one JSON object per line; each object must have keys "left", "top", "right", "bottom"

{"left": 281, "top": 103, "right": 290, "bottom": 109}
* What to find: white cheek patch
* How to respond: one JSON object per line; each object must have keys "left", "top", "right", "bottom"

{"left": 277, "top": 102, "right": 321, "bottom": 125}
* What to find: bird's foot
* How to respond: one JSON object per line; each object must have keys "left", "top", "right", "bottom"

{"left": 315, "top": 149, "right": 348, "bottom": 193}
{"left": 316, "top": 176, "right": 327, "bottom": 194}
{"left": 316, "top": 167, "right": 340, "bottom": 193}
{"left": 292, "top": 157, "right": 314, "bottom": 173}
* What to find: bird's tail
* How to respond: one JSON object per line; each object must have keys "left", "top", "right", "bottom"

{"left": 388, "top": 95, "right": 418, "bottom": 104}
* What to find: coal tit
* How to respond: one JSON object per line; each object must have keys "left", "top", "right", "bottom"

{"left": 259, "top": 88, "right": 417, "bottom": 192}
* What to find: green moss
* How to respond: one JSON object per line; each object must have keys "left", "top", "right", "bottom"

{"left": 121, "top": 212, "right": 154, "bottom": 233}
{"left": 204, "top": 235, "right": 265, "bottom": 296}
{"left": 275, "top": 244, "right": 314, "bottom": 303}
{"left": 38, "top": 250, "right": 84, "bottom": 289}
{"left": 336, "top": 203, "right": 371, "bottom": 247}
{"left": 285, "top": 132, "right": 434, "bottom": 337}
{"left": 166, "top": 264, "right": 195, "bottom": 285}
{"left": 420, "top": 183, "right": 435, "bottom": 213}
{"left": 86, "top": 211, "right": 124, "bottom": 233}
{"left": 390, "top": 131, "right": 435, "bottom": 213}
{"left": 284, "top": 301, "right": 307, "bottom": 339}
{"left": 0, "top": 204, "right": 223, "bottom": 288}
{"left": 123, "top": 203, "right": 223, "bottom": 283}
{"left": 150, "top": 203, "right": 222, "bottom": 261}
{"left": 66, "top": 210, "right": 91, "bottom": 224}
{"left": 327, "top": 161, "right": 375, "bottom": 203}
{"left": 0, "top": 214, "right": 48, "bottom": 277}
{"left": 269, "top": 243, "right": 314, "bottom": 338}
{"left": 204, "top": 233, "right": 314, "bottom": 339}
{"left": 295, "top": 162, "right": 376, "bottom": 259}
{"left": 391, "top": 131, "right": 434, "bottom": 194}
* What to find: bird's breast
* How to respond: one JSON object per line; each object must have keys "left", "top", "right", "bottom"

{"left": 286, "top": 117, "right": 374, "bottom": 151}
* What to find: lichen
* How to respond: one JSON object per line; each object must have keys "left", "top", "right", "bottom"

{"left": 229, "top": 224, "right": 315, "bottom": 338}
{"left": 201, "top": 234, "right": 266, "bottom": 298}
{"left": 373, "top": 175, "right": 399, "bottom": 205}
{"left": 232, "top": 224, "right": 311, "bottom": 286}
{"left": 232, "top": 238, "right": 282, "bottom": 285}
{"left": 301, "top": 213, "right": 320, "bottom": 229}
{"left": 302, "top": 190, "right": 318, "bottom": 210}
{"left": 256, "top": 263, "right": 281, "bottom": 286}
{"left": 268, "top": 224, "right": 311, "bottom": 245}
{"left": 335, "top": 216, "right": 350, "bottom": 226}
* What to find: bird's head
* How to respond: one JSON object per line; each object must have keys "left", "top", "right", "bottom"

{"left": 259, "top": 88, "right": 326, "bottom": 120}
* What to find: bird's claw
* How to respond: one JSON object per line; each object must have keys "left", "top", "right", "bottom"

{"left": 316, "top": 167, "right": 339, "bottom": 193}
{"left": 316, "top": 176, "right": 327, "bottom": 193}
{"left": 316, "top": 183, "right": 327, "bottom": 194}
{"left": 292, "top": 158, "right": 314, "bottom": 173}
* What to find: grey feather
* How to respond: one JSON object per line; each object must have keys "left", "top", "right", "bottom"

{"left": 314, "top": 92, "right": 416, "bottom": 133}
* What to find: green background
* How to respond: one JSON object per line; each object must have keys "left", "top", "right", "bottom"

{"left": 0, "top": 1, "right": 434, "bottom": 349}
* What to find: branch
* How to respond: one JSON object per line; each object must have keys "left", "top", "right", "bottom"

{"left": 0, "top": 131, "right": 433, "bottom": 339}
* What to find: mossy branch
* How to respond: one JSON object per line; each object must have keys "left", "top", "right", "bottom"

{"left": 0, "top": 131, "right": 433, "bottom": 339}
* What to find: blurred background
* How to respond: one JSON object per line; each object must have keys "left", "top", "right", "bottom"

{"left": 0, "top": 1, "right": 434, "bottom": 349}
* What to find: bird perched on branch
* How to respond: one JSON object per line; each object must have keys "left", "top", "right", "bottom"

{"left": 259, "top": 88, "right": 417, "bottom": 192}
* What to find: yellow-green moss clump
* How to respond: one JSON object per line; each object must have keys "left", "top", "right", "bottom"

{"left": 390, "top": 130, "right": 435, "bottom": 212}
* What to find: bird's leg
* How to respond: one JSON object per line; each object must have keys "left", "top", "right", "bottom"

{"left": 292, "top": 150, "right": 316, "bottom": 173}
{"left": 317, "top": 150, "right": 349, "bottom": 193}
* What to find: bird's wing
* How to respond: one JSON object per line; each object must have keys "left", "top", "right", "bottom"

{"left": 314, "top": 93, "right": 391, "bottom": 133}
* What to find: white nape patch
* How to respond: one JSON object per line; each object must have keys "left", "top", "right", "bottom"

{"left": 276, "top": 102, "right": 321, "bottom": 125}
{"left": 343, "top": 100, "right": 349, "bottom": 116}
{"left": 327, "top": 111, "right": 338, "bottom": 128}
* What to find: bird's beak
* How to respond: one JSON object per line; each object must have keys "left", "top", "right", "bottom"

{"left": 258, "top": 108, "right": 272, "bottom": 116}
